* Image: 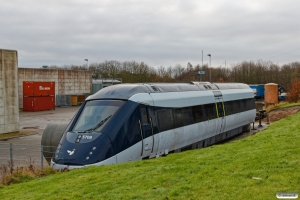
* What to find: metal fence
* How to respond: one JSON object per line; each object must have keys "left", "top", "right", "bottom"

{"left": 0, "top": 143, "right": 55, "bottom": 171}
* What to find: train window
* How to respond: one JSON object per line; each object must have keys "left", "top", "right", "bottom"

{"left": 140, "top": 107, "right": 152, "bottom": 138}
{"left": 224, "top": 101, "right": 234, "bottom": 115}
{"left": 205, "top": 103, "right": 216, "bottom": 120}
{"left": 192, "top": 105, "right": 203, "bottom": 123}
{"left": 233, "top": 100, "right": 241, "bottom": 113}
{"left": 140, "top": 107, "right": 149, "bottom": 124}
{"left": 241, "top": 99, "right": 247, "bottom": 111}
{"left": 157, "top": 109, "right": 174, "bottom": 132}
{"left": 181, "top": 107, "right": 192, "bottom": 125}
{"left": 247, "top": 98, "right": 255, "bottom": 110}
{"left": 115, "top": 108, "right": 142, "bottom": 151}
{"left": 174, "top": 108, "right": 183, "bottom": 128}
{"left": 72, "top": 100, "right": 125, "bottom": 132}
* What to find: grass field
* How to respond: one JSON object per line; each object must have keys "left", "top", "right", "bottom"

{"left": 266, "top": 101, "right": 300, "bottom": 112}
{"left": 1, "top": 112, "right": 300, "bottom": 199}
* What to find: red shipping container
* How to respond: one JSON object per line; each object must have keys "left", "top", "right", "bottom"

{"left": 23, "top": 96, "right": 55, "bottom": 112}
{"left": 23, "top": 81, "right": 55, "bottom": 97}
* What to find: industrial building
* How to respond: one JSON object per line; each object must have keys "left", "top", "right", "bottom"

{"left": 0, "top": 48, "right": 93, "bottom": 134}
{"left": 18, "top": 68, "right": 92, "bottom": 108}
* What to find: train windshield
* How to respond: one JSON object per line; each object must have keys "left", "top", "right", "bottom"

{"left": 72, "top": 100, "right": 125, "bottom": 133}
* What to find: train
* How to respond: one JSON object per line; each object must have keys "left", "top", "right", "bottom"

{"left": 41, "top": 82, "right": 256, "bottom": 170}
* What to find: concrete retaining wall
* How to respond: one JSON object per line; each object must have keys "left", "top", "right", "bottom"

{"left": 18, "top": 68, "right": 91, "bottom": 108}
{"left": 0, "top": 49, "right": 19, "bottom": 134}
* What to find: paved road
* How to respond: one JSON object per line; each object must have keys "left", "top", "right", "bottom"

{"left": 0, "top": 106, "right": 80, "bottom": 167}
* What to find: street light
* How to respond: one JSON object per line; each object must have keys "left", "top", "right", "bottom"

{"left": 84, "top": 59, "right": 88, "bottom": 69}
{"left": 207, "top": 54, "right": 211, "bottom": 82}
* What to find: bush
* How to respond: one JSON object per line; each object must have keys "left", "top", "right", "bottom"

{"left": 288, "top": 81, "right": 300, "bottom": 103}
{"left": 0, "top": 160, "right": 57, "bottom": 186}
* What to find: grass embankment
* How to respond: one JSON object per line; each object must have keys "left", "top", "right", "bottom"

{"left": 266, "top": 101, "right": 300, "bottom": 112}
{"left": 1, "top": 113, "right": 300, "bottom": 199}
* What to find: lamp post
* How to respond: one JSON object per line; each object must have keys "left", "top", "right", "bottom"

{"left": 207, "top": 54, "right": 211, "bottom": 82}
{"left": 84, "top": 59, "right": 88, "bottom": 69}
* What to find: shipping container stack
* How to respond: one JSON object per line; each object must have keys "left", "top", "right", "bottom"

{"left": 23, "top": 81, "right": 55, "bottom": 111}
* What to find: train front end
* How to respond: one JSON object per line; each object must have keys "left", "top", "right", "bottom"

{"left": 50, "top": 99, "right": 125, "bottom": 170}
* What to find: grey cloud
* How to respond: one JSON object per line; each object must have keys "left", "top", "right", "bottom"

{"left": 1, "top": 0, "right": 300, "bottom": 68}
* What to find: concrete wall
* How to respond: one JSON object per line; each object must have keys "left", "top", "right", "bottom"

{"left": 0, "top": 49, "right": 19, "bottom": 134}
{"left": 18, "top": 68, "right": 91, "bottom": 108}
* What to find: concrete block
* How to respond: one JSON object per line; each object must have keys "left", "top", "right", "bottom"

{"left": 19, "top": 81, "right": 23, "bottom": 87}
{"left": 4, "top": 88, "right": 18, "bottom": 97}
{"left": 6, "top": 97, "right": 18, "bottom": 106}
{"left": 5, "top": 106, "right": 18, "bottom": 116}
{"left": 4, "top": 114, "right": 18, "bottom": 124}
{"left": 18, "top": 68, "right": 24, "bottom": 74}
{"left": 24, "top": 68, "right": 35, "bottom": 79}
{"left": 4, "top": 69, "right": 17, "bottom": 80}
{"left": 0, "top": 107, "right": 4, "bottom": 116}
{"left": 0, "top": 125, "right": 4, "bottom": 134}
{"left": 73, "top": 71, "right": 79, "bottom": 78}
{"left": 0, "top": 117, "right": 4, "bottom": 125}
{"left": 0, "top": 98, "right": 3, "bottom": 106}
{"left": 4, "top": 79, "right": 17, "bottom": 90}
{"left": 5, "top": 124, "right": 19, "bottom": 133}
{"left": 18, "top": 72, "right": 24, "bottom": 79}
{"left": 50, "top": 70, "right": 58, "bottom": 76}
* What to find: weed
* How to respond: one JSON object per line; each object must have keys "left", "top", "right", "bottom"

{"left": 0, "top": 158, "right": 57, "bottom": 186}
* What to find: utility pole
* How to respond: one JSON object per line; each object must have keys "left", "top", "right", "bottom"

{"left": 207, "top": 54, "right": 211, "bottom": 82}
{"left": 202, "top": 50, "right": 203, "bottom": 66}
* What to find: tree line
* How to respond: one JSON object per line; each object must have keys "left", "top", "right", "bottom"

{"left": 47, "top": 60, "right": 300, "bottom": 91}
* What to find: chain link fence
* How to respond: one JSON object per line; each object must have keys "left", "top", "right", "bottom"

{"left": 0, "top": 143, "right": 55, "bottom": 171}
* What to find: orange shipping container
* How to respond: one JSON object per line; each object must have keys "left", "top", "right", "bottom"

{"left": 23, "top": 81, "right": 55, "bottom": 97}
{"left": 23, "top": 96, "right": 55, "bottom": 111}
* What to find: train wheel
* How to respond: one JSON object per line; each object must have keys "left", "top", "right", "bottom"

{"left": 41, "top": 123, "right": 68, "bottom": 164}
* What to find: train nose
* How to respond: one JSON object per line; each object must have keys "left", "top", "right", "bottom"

{"left": 53, "top": 132, "right": 115, "bottom": 165}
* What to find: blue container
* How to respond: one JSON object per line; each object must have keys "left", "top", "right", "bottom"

{"left": 249, "top": 85, "right": 257, "bottom": 97}
{"left": 256, "top": 85, "right": 264, "bottom": 99}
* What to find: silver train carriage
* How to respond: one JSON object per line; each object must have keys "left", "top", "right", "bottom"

{"left": 42, "top": 82, "right": 256, "bottom": 170}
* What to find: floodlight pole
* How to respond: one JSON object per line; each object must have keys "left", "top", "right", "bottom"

{"left": 84, "top": 59, "right": 89, "bottom": 69}
{"left": 207, "top": 54, "right": 211, "bottom": 82}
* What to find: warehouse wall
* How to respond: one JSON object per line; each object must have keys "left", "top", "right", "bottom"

{"left": 18, "top": 68, "right": 91, "bottom": 108}
{"left": 0, "top": 49, "right": 19, "bottom": 134}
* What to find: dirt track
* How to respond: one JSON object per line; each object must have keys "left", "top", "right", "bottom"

{"left": 264, "top": 106, "right": 300, "bottom": 123}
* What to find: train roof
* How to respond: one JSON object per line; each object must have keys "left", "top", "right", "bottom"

{"left": 87, "top": 82, "right": 251, "bottom": 100}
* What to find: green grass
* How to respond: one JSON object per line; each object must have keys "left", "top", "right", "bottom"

{"left": 1, "top": 112, "right": 300, "bottom": 199}
{"left": 266, "top": 101, "right": 300, "bottom": 112}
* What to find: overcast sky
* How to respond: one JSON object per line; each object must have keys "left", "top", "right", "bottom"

{"left": 1, "top": 0, "right": 300, "bottom": 69}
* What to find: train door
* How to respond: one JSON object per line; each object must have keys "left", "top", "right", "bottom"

{"left": 213, "top": 91, "right": 226, "bottom": 135}
{"left": 139, "top": 106, "right": 154, "bottom": 158}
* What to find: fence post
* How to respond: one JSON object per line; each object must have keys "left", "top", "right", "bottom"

{"left": 41, "top": 145, "right": 44, "bottom": 170}
{"left": 9, "top": 143, "right": 13, "bottom": 174}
